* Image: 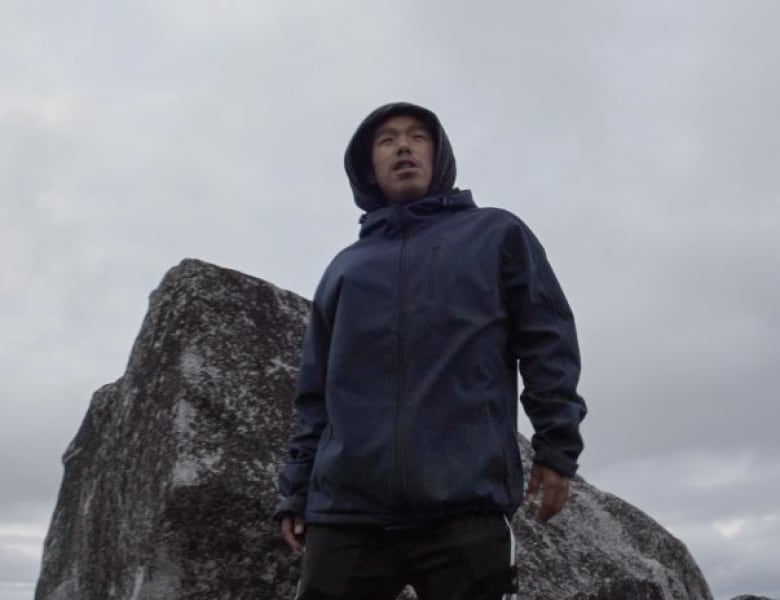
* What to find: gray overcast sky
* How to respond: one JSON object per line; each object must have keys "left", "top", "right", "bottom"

{"left": 1, "top": 1, "right": 778, "bottom": 599}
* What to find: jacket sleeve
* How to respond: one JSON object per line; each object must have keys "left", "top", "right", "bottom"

{"left": 501, "top": 219, "right": 587, "bottom": 478}
{"left": 274, "top": 292, "right": 331, "bottom": 519}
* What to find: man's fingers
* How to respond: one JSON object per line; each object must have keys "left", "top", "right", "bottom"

{"left": 529, "top": 466, "right": 570, "bottom": 522}
{"left": 526, "top": 465, "right": 542, "bottom": 503}
{"left": 537, "top": 488, "right": 562, "bottom": 522}
{"left": 537, "top": 477, "right": 569, "bottom": 522}
{"left": 294, "top": 515, "right": 305, "bottom": 535}
{"left": 280, "top": 515, "right": 304, "bottom": 552}
{"left": 280, "top": 517, "right": 298, "bottom": 551}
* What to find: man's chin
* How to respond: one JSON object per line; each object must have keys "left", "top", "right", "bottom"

{"left": 386, "top": 185, "right": 429, "bottom": 204}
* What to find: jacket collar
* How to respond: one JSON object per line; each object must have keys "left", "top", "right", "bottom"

{"left": 358, "top": 189, "right": 475, "bottom": 238}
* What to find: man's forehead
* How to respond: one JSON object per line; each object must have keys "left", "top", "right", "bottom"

{"left": 372, "top": 114, "right": 431, "bottom": 137}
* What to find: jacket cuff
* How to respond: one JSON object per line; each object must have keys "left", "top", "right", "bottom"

{"left": 532, "top": 445, "right": 579, "bottom": 478}
{"left": 272, "top": 495, "right": 307, "bottom": 522}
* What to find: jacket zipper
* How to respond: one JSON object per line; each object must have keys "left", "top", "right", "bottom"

{"left": 395, "top": 215, "right": 408, "bottom": 504}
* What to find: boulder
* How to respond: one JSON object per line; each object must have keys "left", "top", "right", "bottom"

{"left": 36, "top": 259, "right": 714, "bottom": 600}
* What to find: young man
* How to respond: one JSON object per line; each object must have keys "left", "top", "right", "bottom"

{"left": 276, "top": 102, "right": 587, "bottom": 600}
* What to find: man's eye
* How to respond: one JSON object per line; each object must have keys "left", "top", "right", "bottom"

{"left": 414, "top": 134, "right": 430, "bottom": 141}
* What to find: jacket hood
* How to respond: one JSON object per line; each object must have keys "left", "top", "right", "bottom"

{"left": 344, "top": 102, "right": 457, "bottom": 212}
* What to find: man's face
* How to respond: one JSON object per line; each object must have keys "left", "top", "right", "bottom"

{"left": 370, "top": 114, "right": 434, "bottom": 204}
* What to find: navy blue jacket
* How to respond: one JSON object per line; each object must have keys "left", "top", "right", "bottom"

{"left": 276, "top": 103, "right": 586, "bottom": 526}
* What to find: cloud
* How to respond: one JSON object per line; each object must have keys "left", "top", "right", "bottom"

{"left": 0, "top": 523, "right": 45, "bottom": 596}
{"left": 673, "top": 513, "right": 780, "bottom": 600}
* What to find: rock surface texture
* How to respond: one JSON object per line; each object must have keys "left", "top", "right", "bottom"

{"left": 36, "top": 259, "right": 715, "bottom": 600}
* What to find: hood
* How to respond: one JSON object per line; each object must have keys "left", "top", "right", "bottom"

{"left": 344, "top": 102, "right": 457, "bottom": 212}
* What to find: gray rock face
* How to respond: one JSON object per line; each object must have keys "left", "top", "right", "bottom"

{"left": 730, "top": 596, "right": 777, "bottom": 600}
{"left": 36, "top": 259, "right": 714, "bottom": 599}
{"left": 36, "top": 259, "right": 308, "bottom": 600}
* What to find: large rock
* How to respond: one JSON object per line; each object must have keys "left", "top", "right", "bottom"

{"left": 36, "top": 259, "right": 714, "bottom": 599}
{"left": 35, "top": 259, "right": 308, "bottom": 600}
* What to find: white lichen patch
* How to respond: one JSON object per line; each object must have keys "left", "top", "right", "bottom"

{"left": 265, "top": 356, "right": 297, "bottom": 378}
{"left": 179, "top": 347, "right": 220, "bottom": 383}
{"left": 48, "top": 576, "right": 79, "bottom": 600}
{"left": 173, "top": 399, "right": 197, "bottom": 437}
{"left": 259, "top": 559, "right": 278, "bottom": 584}
{"left": 172, "top": 448, "right": 224, "bottom": 487}
{"left": 271, "top": 285, "right": 309, "bottom": 322}
{"left": 129, "top": 565, "right": 145, "bottom": 600}
{"left": 62, "top": 444, "right": 82, "bottom": 464}
{"left": 200, "top": 448, "right": 223, "bottom": 471}
{"left": 172, "top": 457, "right": 200, "bottom": 486}
{"left": 82, "top": 488, "right": 94, "bottom": 517}
{"left": 180, "top": 349, "right": 204, "bottom": 378}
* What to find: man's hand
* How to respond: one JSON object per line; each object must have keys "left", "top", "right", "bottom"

{"left": 280, "top": 513, "right": 306, "bottom": 552}
{"left": 526, "top": 463, "right": 570, "bottom": 522}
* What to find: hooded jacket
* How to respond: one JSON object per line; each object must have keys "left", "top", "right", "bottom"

{"left": 276, "top": 102, "right": 586, "bottom": 526}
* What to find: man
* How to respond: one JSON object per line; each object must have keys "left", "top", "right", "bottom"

{"left": 276, "top": 102, "right": 587, "bottom": 600}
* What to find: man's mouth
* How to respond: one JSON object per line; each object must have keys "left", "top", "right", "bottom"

{"left": 393, "top": 159, "right": 419, "bottom": 171}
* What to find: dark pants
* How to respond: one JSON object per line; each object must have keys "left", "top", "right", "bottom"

{"left": 295, "top": 513, "right": 518, "bottom": 600}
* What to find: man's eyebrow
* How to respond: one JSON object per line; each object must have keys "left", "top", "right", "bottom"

{"left": 373, "top": 126, "right": 398, "bottom": 140}
{"left": 408, "top": 124, "right": 431, "bottom": 135}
